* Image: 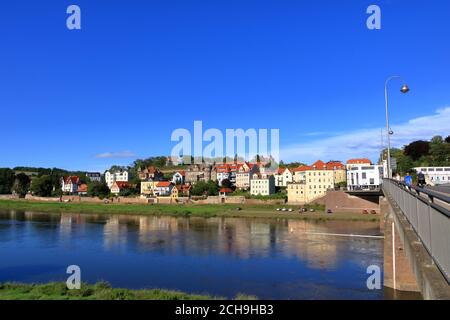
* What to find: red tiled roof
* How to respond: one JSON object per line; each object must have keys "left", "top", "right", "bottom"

{"left": 326, "top": 161, "right": 345, "bottom": 170}
{"left": 347, "top": 158, "right": 372, "bottom": 165}
{"left": 312, "top": 160, "right": 326, "bottom": 169}
{"left": 77, "top": 184, "right": 88, "bottom": 192}
{"left": 175, "top": 184, "right": 191, "bottom": 192}
{"left": 219, "top": 188, "right": 233, "bottom": 193}
{"left": 64, "top": 176, "right": 80, "bottom": 185}
{"left": 292, "top": 160, "right": 344, "bottom": 172}
{"left": 156, "top": 181, "right": 172, "bottom": 187}
{"left": 292, "top": 165, "right": 313, "bottom": 172}
{"left": 114, "top": 181, "right": 131, "bottom": 189}
{"left": 215, "top": 164, "right": 231, "bottom": 173}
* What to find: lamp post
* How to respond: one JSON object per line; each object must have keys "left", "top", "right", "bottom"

{"left": 385, "top": 76, "right": 410, "bottom": 179}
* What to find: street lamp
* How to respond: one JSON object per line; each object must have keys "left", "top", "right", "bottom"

{"left": 385, "top": 76, "right": 410, "bottom": 179}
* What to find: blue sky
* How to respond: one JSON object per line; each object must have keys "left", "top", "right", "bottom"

{"left": 1, "top": 0, "right": 449, "bottom": 171}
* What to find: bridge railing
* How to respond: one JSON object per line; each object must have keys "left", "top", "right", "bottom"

{"left": 382, "top": 179, "right": 450, "bottom": 284}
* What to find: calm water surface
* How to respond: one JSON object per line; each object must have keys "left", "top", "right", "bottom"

{"left": 0, "top": 210, "right": 385, "bottom": 299}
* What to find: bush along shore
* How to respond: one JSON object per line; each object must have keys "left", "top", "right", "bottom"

{"left": 0, "top": 199, "right": 379, "bottom": 221}
{"left": 0, "top": 282, "right": 257, "bottom": 300}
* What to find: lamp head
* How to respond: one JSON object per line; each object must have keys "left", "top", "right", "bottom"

{"left": 400, "top": 84, "right": 410, "bottom": 94}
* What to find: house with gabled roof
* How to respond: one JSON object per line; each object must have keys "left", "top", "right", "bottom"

{"left": 154, "top": 181, "right": 174, "bottom": 197}
{"left": 61, "top": 176, "right": 80, "bottom": 194}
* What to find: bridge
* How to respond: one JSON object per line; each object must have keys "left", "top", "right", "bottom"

{"left": 381, "top": 179, "right": 450, "bottom": 299}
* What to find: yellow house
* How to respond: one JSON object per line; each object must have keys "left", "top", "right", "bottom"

{"left": 140, "top": 181, "right": 159, "bottom": 196}
{"left": 287, "top": 182, "right": 307, "bottom": 204}
{"left": 288, "top": 160, "right": 346, "bottom": 204}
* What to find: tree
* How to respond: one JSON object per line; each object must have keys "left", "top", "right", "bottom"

{"left": 445, "top": 136, "right": 450, "bottom": 144}
{"left": 429, "top": 135, "right": 450, "bottom": 166}
{"left": 221, "top": 179, "right": 232, "bottom": 189}
{"left": 12, "top": 173, "right": 31, "bottom": 197}
{"left": 404, "top": 140, "right": 430, "bottom": 161}
{"left": 87, "top": 182, "right": 110, "bottom": 199}
{"left": 191, "top": 181, "right": 219, "bottom": 196}
{"left": 30, "top": 175, "right": 54, "bottom": 197}
{"left": 0, "top": 168, "right": 15, "bottom": 194}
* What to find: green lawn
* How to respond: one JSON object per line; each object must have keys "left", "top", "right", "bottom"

{"left": 0, "top": 199, "right": 379, "bottom": 221}
{"left": 0, "top": 282, "right": 256, "bottom": 300}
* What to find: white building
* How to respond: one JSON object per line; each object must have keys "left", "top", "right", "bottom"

{"left": 105, "top": 170, "right": 129, "bottom": 188}
{"left": 274, "top": 168, "right": 293, "bottom": 187}
{"left": 250, "top": 174, "right": 275, "bottom": 196}
{"left": 235, "top": 163, "right": 259, "bottom": 190}
{"left": 413, "top": 167, "right": 450, "bottom": 185}
{"left": 86, "top": 172, "right": 102, "bottom": 183}
{"left": 154, "top": 181, "right": 174, "bottom": 196}
{"left": 61, "top": 176, "right": 80, "bottom": 194}
{"left": 172, "top": 171, "right": 185, "bottom": 185}
{"left": 346, "top": 159, "right": 382, "bottom": 191}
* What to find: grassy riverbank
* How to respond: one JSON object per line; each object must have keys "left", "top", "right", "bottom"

{"left": 0, "top": 199, "right": 379, "bottom": 221}
{"left": 0, "top": 282, "right": 255, "bottom": 300}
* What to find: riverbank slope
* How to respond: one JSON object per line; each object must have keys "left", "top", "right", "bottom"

{"left": 0, "top": 199, "right": 379, "bottom": 221}
{"left": 0, "top": 282, "right": 256, "bottom": 300}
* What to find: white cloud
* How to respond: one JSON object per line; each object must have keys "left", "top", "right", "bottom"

{"left": 95, "top": 151, "right": 136, "bottom": 159}
{"left": 281, "top": 107, "right": 450, "bottom": 164}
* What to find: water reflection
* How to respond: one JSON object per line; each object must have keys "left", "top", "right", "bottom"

{"left": 0, "top": 210, "right": 384, "bottom": 299}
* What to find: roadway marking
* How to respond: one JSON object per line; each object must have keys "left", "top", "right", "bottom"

{"left": 303, "top": 232, "right": 384, "bottom": 239}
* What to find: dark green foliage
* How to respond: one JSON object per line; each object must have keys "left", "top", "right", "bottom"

{"left": 0, "top": 169, "right": 15, "bottom": 194}
{"left": 30, "top": 175, "right": 54, "bottom": 197}
{"left": 12, "top": 173, "right": 31, "bottom": 197}
{"left": 190, "top": 181, "right": 219, "bottom": 196}
{"left": 404, "top": 140, "right": 430, "bottom": 161}
{"left": 87, "top": 182, "right": 110, "bottom": 199}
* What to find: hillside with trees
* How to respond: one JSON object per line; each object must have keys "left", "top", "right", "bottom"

{"left": 380, "top": 135, "right": 450, "bottom": 175}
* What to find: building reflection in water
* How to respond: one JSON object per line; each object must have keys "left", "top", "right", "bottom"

{"left": 0, "top": 210, "right": 380, "bottom": 272}
{"left": 100, "top": 215, "right": 379, "bottom": 271}
{"left": 103, "top": 215, "right": 128, "bottom": 250}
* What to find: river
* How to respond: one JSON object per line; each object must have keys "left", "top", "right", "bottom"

{"left": 0, "top": 209, "right": 387, "bottom": 299}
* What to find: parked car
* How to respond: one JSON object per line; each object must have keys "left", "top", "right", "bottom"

{"left": 327, "top": 209, "right": 333, "bottom": 214}
{"left": 362, "top": 209, "right": 369, "bottom": 215}
{"left": 370, "top": 210, "right": 377, "bottom": 215}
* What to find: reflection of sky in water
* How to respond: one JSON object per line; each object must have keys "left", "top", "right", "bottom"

{"left": 0, "top": 210, "right": 384, "bottom": 299}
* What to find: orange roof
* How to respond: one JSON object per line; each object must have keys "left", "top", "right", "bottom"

{"left": 312, "top": 160, "right": 326, "bottom": 169}
{"left": 77, "top": 184, "right": 88, "bottom": 192}
{"left": 156, "top": 181, "right": 172, "bottom": 187}
{"left": 292, "top": 165, "right": 313, "bottom": 172}
{"left": 326, "top": 161, "right": 345, "bottom": 170}
{"left": 219, "top": 188, "right": 233, "bottom": 193}
{"left": 292, "top": 160, "right": 344, "bottom": 172}
{"left": 114, "top": 181, "right": 131, "bottom": 189}
{"left": 215, "top": 164, "right": 231, "bottom": 173}
{"left": 175, "top": 184, "right": 191, "bottom": 192}
{"left": 347, "top": 158, "right": 372, "bottom": 165}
